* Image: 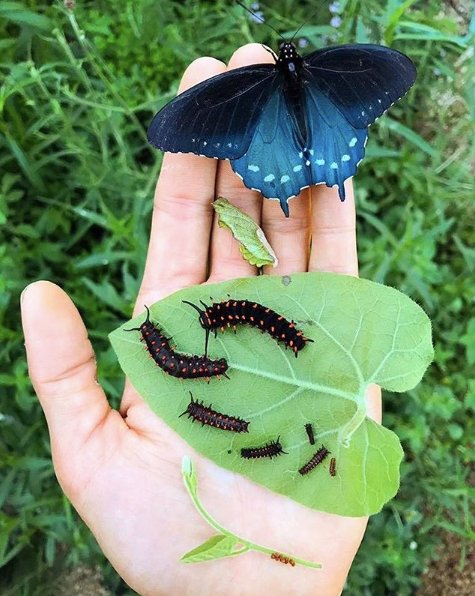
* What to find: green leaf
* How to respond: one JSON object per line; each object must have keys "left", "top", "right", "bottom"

{"left": 213, "top": 197, "right": 278, "bottom": 268}
{"left": 380, "top": 119, "right": 437, "bottom": 157}
{"left": 460, "top": 319, "right": 475, "bottom": 365}
{"left": 0, "top": 2, "right": 52, "bottom": 31}
{"left": 181, "top": 534, "right": 243, "bottom": 563}
{"left": 395, "top": 21, "right": 469, "bottom": 47}
{"left": 110, "top": 273, "right": 433, "bottom": 516}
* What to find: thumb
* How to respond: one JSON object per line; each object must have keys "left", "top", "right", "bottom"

{"left": 21, "top": 281, "right": 124, "bottom": 470}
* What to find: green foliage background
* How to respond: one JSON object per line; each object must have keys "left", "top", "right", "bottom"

{"left": 0, "top": 0, "right": 474, "bottom": 593}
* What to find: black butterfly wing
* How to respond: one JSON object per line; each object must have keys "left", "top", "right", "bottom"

{"left": 147, "top": 64, "right": 280, "bottom": 159}
{"left": 303, "top": 44, "right": 417, "bottom": 129}
{"left": 231, "top": 84, "right": 368, "bottom": 215}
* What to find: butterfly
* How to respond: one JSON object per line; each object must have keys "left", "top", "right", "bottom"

{"left": 147, "top": 40, "right": 416, "bottom": 217}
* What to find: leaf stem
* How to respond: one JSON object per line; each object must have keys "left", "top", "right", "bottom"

{"left": 338, "top": 403, "right": 367, "bottom": 446}
{"left": 182, "top": 457, "right": 322, "bottom": 569}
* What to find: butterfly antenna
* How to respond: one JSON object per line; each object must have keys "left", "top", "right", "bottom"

{"left": 289, "top": 0, "right": 327, "bottom": 43}
{"left": 235, "top": 1, "right": 285, "bottom": 42}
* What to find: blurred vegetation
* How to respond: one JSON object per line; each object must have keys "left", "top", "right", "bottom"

{"left": 0, "top": 0, "right": 474, "bottom": 594}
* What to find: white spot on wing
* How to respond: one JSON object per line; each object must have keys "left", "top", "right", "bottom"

{"left": 341, "top": 154, "right": 350, "bottom": 162}
{"left": 280, "top": 175, "right": 290, "bottom": 183}
{"left": 293, "top": 165, "right": 303, "bottom": 172}
{"left": 349, "top": 137, "right": 357, "bottom": 147}
{"left": 264, "top": 174, "right": 275, "bottom": 182}
{"left": 248, "top": 165, "right": 260, "bottom": 172}
{"left": 316, "top": 158, "right": 325, "bottom": 166}
{"left": 330, "top": 162, "right": 338, "bottom": 169}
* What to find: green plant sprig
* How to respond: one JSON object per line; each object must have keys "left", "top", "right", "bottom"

{"left": 181, "top": 456, "right": 322, "bottom": 568}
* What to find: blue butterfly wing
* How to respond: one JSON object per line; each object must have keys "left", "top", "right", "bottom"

{"left": 304, "top": 44, "right": 417, "bottom": 129}
{"left": 147, "top": 65, "right": 279, "bottom": 159}
{"left": 231, "top": 86, "right": 367, "bottom": 216}
{"left": 232, "top": 44, "right": 415, "bottom": 215}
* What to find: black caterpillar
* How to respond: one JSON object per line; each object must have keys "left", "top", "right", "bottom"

{"left": 180, "top": 393, "right": 249, "bottom": 432}
{"left": 305, "top": 423, "right": 315, "bottom": 445}
{"left": 183, "top": 298, "right": 313, "bottom": 356}
{"left": 126, "top": 306, "right": 228, "bottom": 380}
{"left": 298, "top": 445, "right": 330, "bottom": 476}
{"left": 240, "top": 437, "right": 286, "bottom": 459}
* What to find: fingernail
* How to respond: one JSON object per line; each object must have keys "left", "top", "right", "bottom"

{"left": 20, "top": 281, "right": 44, "bottom": 305}
{"left": 20, "top": 286, "right": 29, "bottom": 305}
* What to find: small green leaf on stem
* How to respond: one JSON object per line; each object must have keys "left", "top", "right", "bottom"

{"left": 181, "top": 534, "right": 246, "bottom": 563}
{"left": 180, "top": 456, "right": 321, "bottom": 568}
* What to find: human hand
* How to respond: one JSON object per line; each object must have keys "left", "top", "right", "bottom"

{"left": 21, "top": 44, "right": 381, "bottom": 596}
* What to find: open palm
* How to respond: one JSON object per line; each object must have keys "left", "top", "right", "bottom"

{"left": 22, "top": 45, "right": 381, "bottom": 596}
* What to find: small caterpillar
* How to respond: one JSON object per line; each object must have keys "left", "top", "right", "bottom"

{"left": 180, "top": 393, "right": 249, "bottom": 433}
{"left": 304, "top": 423, "right": 315, "bottom": 445}
{"left": 271, "top": 552, "right": 296, "bottom": 567}
{"left": 240, "top": 437, "right": 286, "bottom": 459}
{"left": 298, "top": 445, "right": 330, "bottom": 476}
{"left": 126, "top": 306, "right": 228, "bottom": 380}
{"left": 329, "top": 457, "right": 337, "bottom": 477}
{"left": 183, "top": 298, "right": 313, "bottom": 356}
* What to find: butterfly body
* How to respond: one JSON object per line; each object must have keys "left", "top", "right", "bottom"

{"left": 148, "top": 40, "right": 416, "bottom": 216}
{"left": 277, "top": 41, "right": 305, "bottom": 91}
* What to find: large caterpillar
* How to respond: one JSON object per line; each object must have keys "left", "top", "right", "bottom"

{"left": 180, "top": 392, "right": 249, "bottom": 433}
{"left": 240, "top": 437, "right": 286, "bottom": 459}
{"left": 298, "top": 445, "right": 330, "bottom": 476}
{"left": 126, "top": 306, "right": 228, "bottom": 380}
{"left": 183, "top": 298, "right": 313, "bottom": 356}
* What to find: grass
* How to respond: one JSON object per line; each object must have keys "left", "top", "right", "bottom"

{"left": 0, "top": 0, "right": 474, "bottom": 594}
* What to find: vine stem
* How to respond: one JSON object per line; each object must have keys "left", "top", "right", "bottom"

{"left": 182, "top": 457, "right": 322, "bottom": 569}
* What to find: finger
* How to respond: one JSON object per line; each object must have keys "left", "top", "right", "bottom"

{"left": 261, "top": 189, "right": 311, "bottom": 276}
{"left": 308, "top": 181, "right": 381, "bottom": 421}
{"left": 366, "top": 383, "right": 382, "bottom": 424}
{"left": 137, "top": 57, "right": 226, "bottom": 308}
{"left": 308, "top": 180, "right": 358, "bottom": 276}
{"left": 21, "top": 281, "right": 126, "bottom": 470}
{"left": 208, "top": 44, "right": 273, "bottom": 283}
